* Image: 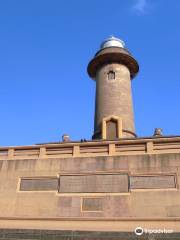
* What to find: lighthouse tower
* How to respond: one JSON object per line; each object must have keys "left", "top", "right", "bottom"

{"left": 87, "top": 36, "right": 139, "bottom": 139}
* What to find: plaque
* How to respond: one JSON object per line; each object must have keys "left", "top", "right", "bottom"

{"left": 59, "top": 174, "right": 129, "bottom": 193}
{"left": 130, "top": 175, "right": 176, "bottom": 189}
{"left": 82, "top": 197, "right": 103, "bottom": 211}
{"left": 20, "top": 178, "right": 59, "bottom": 191}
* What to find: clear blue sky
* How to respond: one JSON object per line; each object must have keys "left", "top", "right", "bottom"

{"left": 0, "top": 0, "right": 179, "bottom": 146}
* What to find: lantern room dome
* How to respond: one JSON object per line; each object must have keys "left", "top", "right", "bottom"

{"left": 100, "top": 36, "right": 125, "bottom": 49}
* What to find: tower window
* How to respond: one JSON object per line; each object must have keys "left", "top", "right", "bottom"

{"left": 107, "top": 71, "right": 115, "bottom": 80}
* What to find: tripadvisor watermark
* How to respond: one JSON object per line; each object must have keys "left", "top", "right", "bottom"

{"left": 135, "top": 227, "right": 174, "bottom": 236}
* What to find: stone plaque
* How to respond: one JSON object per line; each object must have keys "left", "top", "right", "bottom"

{"left": 20, "top": 178, "right": 59, "bottom": 191}
{"left": 82, "top": 198, "right": 103, "bottom": 211}
{"left": 59, "top": 174, "right": 129, "bottom": 193}
{"left": 130, "top": 175, "right": 176, "bottom": 189}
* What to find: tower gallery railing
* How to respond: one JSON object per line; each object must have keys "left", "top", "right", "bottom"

{"left": 0, "top": 136, "right": 180, "bottom": 160}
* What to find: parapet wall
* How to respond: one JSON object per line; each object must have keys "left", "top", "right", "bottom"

{"left": 1, "top": 136, "right": 180, "bottom": 160}
{"left": 0, "top": 136, "right": 180, "bottom": 232}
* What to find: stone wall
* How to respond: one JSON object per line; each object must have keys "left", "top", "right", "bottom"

{"left": 0, "top": 153, "right": 180, "bottom": 220}
{"left": 0, "top": 145, "right": 180, "bottom": 239}
{"left": 0, "top": 229, "right": 179, "bottom": 240}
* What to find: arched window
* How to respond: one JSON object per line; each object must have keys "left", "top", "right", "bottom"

{"left": 107, "top": 71, "right": 115, "bottom": 80}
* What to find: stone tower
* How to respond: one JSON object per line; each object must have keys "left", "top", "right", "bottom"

{"left": 88, "top": 36, "right": 139, "bottom": 139}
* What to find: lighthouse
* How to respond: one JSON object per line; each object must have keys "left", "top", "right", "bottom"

{"left": 87, "top": 36, "right": 139, "bottom": 139}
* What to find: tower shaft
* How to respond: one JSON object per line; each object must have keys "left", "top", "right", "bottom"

{"left": 94, "top": 63, "right": 135, "bottom": 139}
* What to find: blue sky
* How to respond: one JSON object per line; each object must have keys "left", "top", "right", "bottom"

{"left": 0, "top": 0, "right": 179, "bottom": 146}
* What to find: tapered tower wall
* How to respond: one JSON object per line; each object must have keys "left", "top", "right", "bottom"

{"left": 94, "top": 63, "right": 135, "bottom": 138}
